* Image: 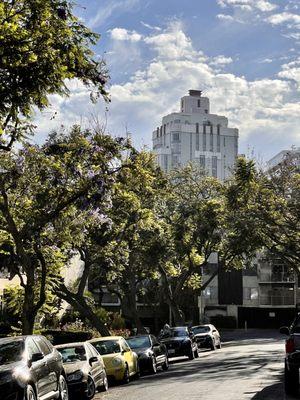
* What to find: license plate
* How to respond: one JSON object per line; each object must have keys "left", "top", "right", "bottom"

{"left": 168, "top": 349, "right": 175, "bottom": 355}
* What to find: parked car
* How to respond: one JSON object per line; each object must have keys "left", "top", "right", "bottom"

{"left": 127, "top": 334, "right": 169, "bottom": 373}
{"left": 158, "top": 326, "right": 199, "bottom": 360}
{"left": 89, "top": 336, "right": 139, "bottom": 383}
{"left": 191, "top": 324, "right": 221, "bottom": 350}
{"left": 280, "top": 315, "right": 300, "bottom": 395}
{"left": 0, "top": 335, "right": 68, "bottom": 400}
{"left": 55, "top": 342, "right": 108, "bottom": 399}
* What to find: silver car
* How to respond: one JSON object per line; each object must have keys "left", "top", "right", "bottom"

{"left": 191, "top": 324, "right": 221, "bottom": 350}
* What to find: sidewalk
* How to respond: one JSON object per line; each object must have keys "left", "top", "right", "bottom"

{"left": 220, "top": 328, "right": 284, "bottom": 343}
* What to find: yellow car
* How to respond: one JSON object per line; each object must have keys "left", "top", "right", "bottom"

{"left": 89, "top": 336, "right": 139, "bottom": 383}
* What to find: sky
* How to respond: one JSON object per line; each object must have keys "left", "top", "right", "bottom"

{"left": 34, "top": 0, "right": 300, "bottom": 161}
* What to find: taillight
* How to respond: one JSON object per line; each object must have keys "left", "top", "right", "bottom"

{"left": 286, "top": 338, "right": 295, "bottom": 353}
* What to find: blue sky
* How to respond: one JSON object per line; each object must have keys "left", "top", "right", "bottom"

{"left": 35, "top": 0, "right": 300, "bottom": 161}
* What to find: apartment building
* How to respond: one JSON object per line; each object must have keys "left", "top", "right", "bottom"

{"left": 152, "top": 90, "right": 239, "bottom": 180}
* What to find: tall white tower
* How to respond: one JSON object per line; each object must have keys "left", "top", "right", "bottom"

{"left": 152, "top": 90, "right": 239, "bottom": 180}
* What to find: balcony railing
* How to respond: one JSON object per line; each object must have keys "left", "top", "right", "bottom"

{"left": 260, "top": 295, "right": 295, "bottom": 306}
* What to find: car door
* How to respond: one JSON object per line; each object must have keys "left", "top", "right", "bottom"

{"left": 151, "top": 335, "right": 163, "bottom": 364}
{"left": 86, "top": 343, "right": 104, "bottom": 386}
{"left": 26, "top": 337, "right": 50, "bottom": 399}
{"left": 34, "top": 337, "right": 58, "bottom": 394}
{"left": 121, "top": 339, "right": 135, "bottom": 374}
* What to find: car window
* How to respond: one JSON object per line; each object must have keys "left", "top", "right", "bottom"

{"left": 92, "top": 340, "right": 121, "bottom": 355}
{"left": 34, "top": 337, "right": 52, "bottom": 356}
{"left": 127, "top": 336, "right": 151, "bottom": 349}
{"left": 191, "top": 326, "right": 211, "bottom": 334}
{"left": 57, "top": 346, "right": 87, "bottom": 363}
{"left": 121, "top": 339, "right": 131, "bottom": 352}
{"left": 0, "top": 340, "right": 25, "bottom": 365}
{"left": 162, "top": 328, "right": 188, "bottom": 338}
{"left": 87, "top": 343, "right": 99, "bottom": 358}
{"left": 26, "top": 338, "right": 41, "bottom": 358}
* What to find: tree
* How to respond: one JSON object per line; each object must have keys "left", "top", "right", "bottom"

{"left": 0, "top": 126, "right": 129, "bottom": 334}
{"left": 0, "top": 0, "right": 109, "bottom": 150}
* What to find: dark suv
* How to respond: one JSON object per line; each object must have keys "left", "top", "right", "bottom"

{"left": 158, "top": 327, "right": 199, "bottom": 360}
{"left": 0, "top": 335, "right": 68, "bottom": 400}
{"left": 280, "top": 315, "right": 300, "bottom": 395}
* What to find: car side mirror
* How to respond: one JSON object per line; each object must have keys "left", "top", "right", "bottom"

{"left": 279, "top": 326, "right": 290, "bottom": 335}
{"left": 89, "top": 356, "right": 98, "bottom": 365}
{"left": 212, "top": 330, "right": 217, "bottom": 333}
{"left": 31, "top": 352, "right": 44, "bottom": 363}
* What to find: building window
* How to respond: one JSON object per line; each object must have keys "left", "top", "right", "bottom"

{"left": 196, "top": 123, "right": 199, "bottom": 133}
{"left": 212, "top": 156, "right": 217, "bottom": 178}
{"left": 181, "top": 99, "right": 184, "bottom": 111}
{"left": 163, "top": 124, "right": 166, "bottom": 135}
{"left": 224, "top": 136, "right": 226, "bottom": 147}
{"left": 243, "top": 287, "right": 259, "bottom": 301}
{"left": 174, "top": 119, "right": 181, "bottom": 123}
{"left": 203, "top": 132, "right": 206, "bottom": 151}
{"left": 197, "top": 99, "right": 201, "bottom": 107}
{"left": 196, "top": 131, "right": 199, "bottom": 151}
{"left": 217, "top": 125, "right": 220, "bottom": 152}
{"left": 172, "top": 132, "right": 181, "bottom": 142}
{"left": 156, "top": 127, "right": 159, "bottom": 138}
{"left": 205, "top": 109, "right": 208, "bottom": 114}
{"left": 160, "top": 126, "right": 162, "bottom": 137}
{"left": 200, "top": 155, "right": 205, "bottom": 170}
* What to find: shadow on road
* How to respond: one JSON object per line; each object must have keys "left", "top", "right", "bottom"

{"left": 250, "top": 382, "right": 299, "bottom": 400}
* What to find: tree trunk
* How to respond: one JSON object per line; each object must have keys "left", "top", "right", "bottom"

{"left": 57, "top": 287, "right": 111, "bottom": 336}
{"left": 22, "top": 273, "right": 37, "bottom": 335}
{"left": 121, "top": 285, "right": 147, "bottom": 334}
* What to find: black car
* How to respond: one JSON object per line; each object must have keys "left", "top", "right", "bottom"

{"left": 191, "top": 324, "right": 221, "bottom": 350}
{"left": 56, "top": 342, "right": 108, "bottom": 399}
{"left": 158, "top": 327, "right": 199, "bottom": 360}
{"left": 0, "top": 335, "right": 68, "bottom": 400}
{"left": 280, "top": 314, "right": 300, "bottom": 395}
{"left": 126, "top": 335, "right": 169, "bottom": 374}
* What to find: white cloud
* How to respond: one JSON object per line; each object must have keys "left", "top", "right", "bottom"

{"left": 258, "top": 58, "right": 273, "bottom": 63}
{"left": 217, "top": 0, "right": 277, "bottom": 12}
{"left": 141, "top": 21, "right": 161, "bottom": 31}
{"left": 33, "top": 21, "right": 300, "bottom": 157}
{"left": 267, "top": 12, "right": 300, "bottom": 26}
{"left": 88, "top": 0, "right": 140, "bottom": 28}
{"left": 216, "top": 14, "right": 236, "bottom": 21}
{"left": 278, "top": 57, "right": 300, "bottom": 88}
{"left": 210, "top": 55, "right": 234, "bottom": 66}
{"left": 110, "top": 27, "right": 142, "bottom": 42}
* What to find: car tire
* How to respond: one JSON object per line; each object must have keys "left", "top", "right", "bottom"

{"left": 162, "top": 356, "right": 169, "bottom": 371}
{"left": 149, "top": 356, "right": 157, "bottom": 374}
{"left": 99, "top": 371, "right": 109, "bottom": 392}
{"left": 85, "top": 375, "right": 96, "bottom": 399}
{"left": 194, "top": 348, "right": 199, "bottom": 358}
{"left": 285, "top": 362, "right": 299, "bottom": 395}
{"left": 26, "top": 385, "right": 37, "bottom": 400}
{"left": 217, "top": 341, "right": 222, "bottom": 349}
{"left": 58, "top": 375, "right": 69, "bottom": 400}
{"left": 122, "top": 365, "right": 130, "bottom": 384}
{"left": 210, "top": 340, "right": 216, "bottom": 351}
{"left": 188, "top": 346, "right": 195, "bottom": 360}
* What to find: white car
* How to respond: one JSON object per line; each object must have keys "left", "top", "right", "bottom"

{"left": 191, "top": 324, "right": 221, "bottom": 350}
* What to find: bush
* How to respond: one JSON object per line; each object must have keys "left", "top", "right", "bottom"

{"left": 42, "top": 329, "right": 93, "bottom": 345}
{"left": 210, "top": 315, "right": 237, "bottom": 329}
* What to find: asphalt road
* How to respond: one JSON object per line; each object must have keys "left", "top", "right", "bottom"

{"left": 95, "top": 330, "right": 297, "bottom": 400}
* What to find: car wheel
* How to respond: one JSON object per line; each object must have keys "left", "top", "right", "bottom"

{"left": 162, "top": 356, "right": 169, "bottom": 371}
{"left": 217, "top": 341, "right": 222, "bottom": 349}
{"left": 99, "top": 371, "right": 109, "bottom": 392}
{"left": 149, "top": 356, "right": 157, "bottom": 374}
{"left": 85, "top": 375, "right": 96, "bottom": 399}
{"left": 285, "top": 362, "right": 299, "bottom": 395}
{"left": 210, "top": 340, "right": 216, "bottom": 351}
{"left": 58, "top": 375, "right": 69, "bottom": 400}
{"left": 188, "top": 346, "right": 195, "bottom": 360}
{"left": 122, "top": 365, "right": 130, "bottom": 384}
{"left": 194, "top": 347, "right": 199, "bottom": 358}
{"left": 26, "top": 385, "right": 37, "bottom": 400}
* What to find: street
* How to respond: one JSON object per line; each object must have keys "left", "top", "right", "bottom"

{"left": 95, "top": 330, "right": 295, "bottom": 400}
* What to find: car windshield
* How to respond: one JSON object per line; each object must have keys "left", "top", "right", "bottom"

{"left": 57, "top": 346, "right": 87, "bottom": 363}
{"left": 92, "top": 340, "right": 121, "bottom": 355}
{"left": 127, "top": 336, "right": 151, "bottom": 349}
{"left": 161, "top": 329, "right": 188, "bottom": 338}
{"left": 0, "top": 340, "right": 24, "bottom": 365}
{"left": 192, "top": 326, "right": 210, "bottom": 334}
